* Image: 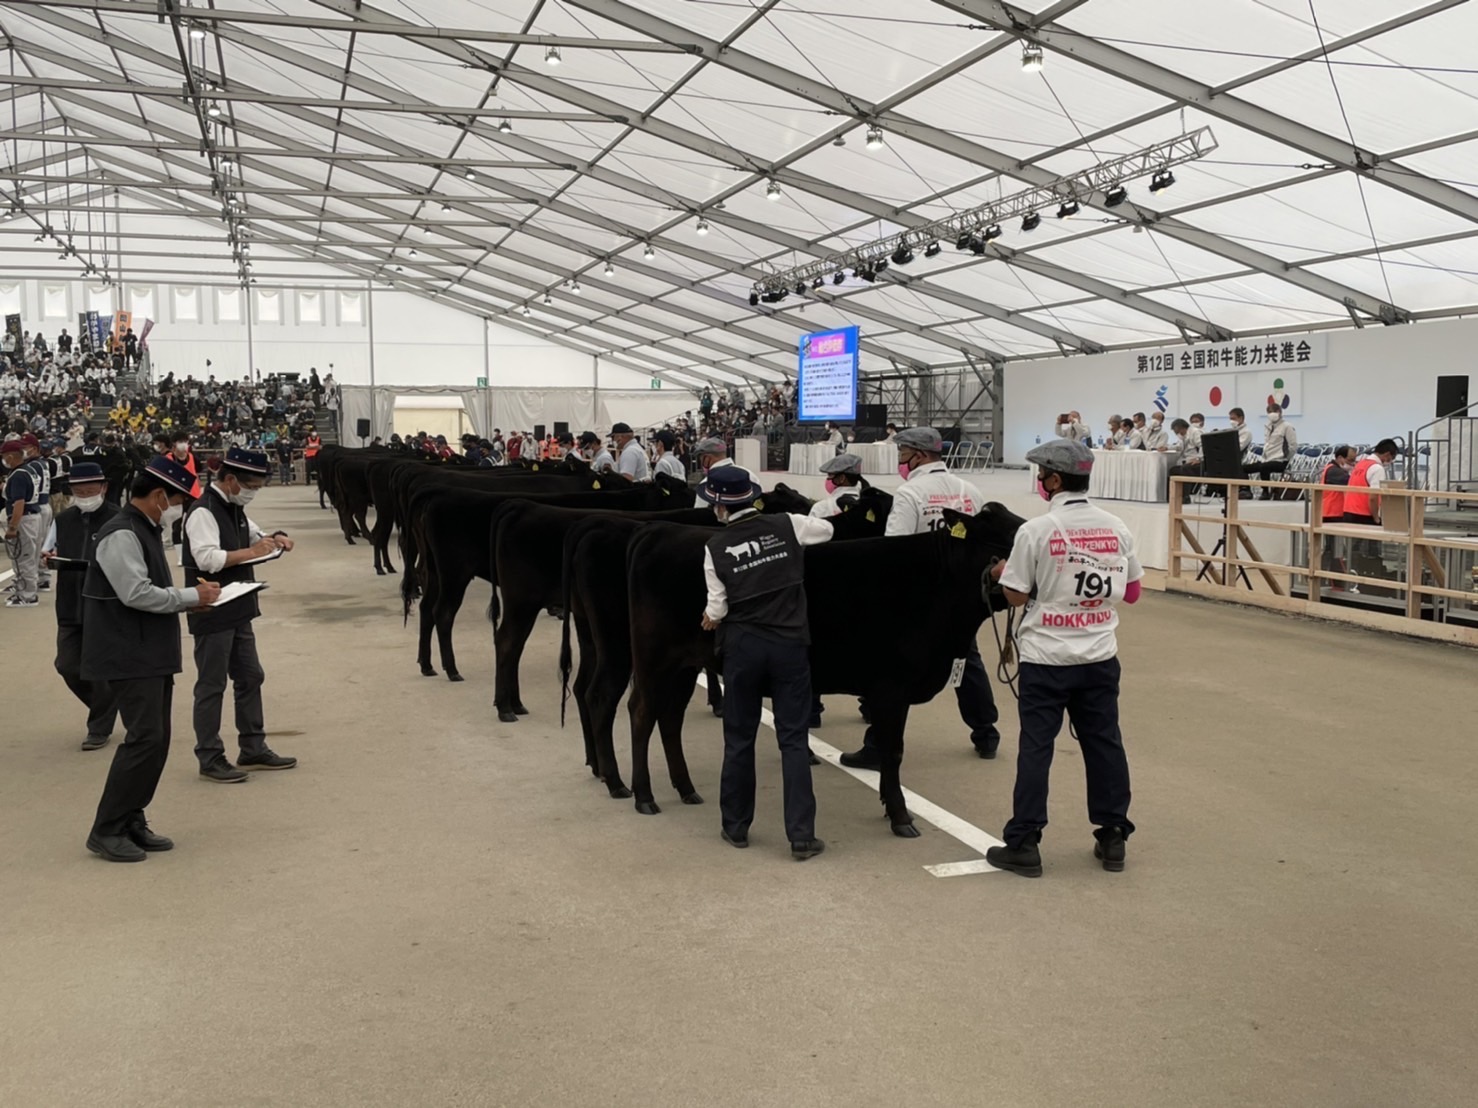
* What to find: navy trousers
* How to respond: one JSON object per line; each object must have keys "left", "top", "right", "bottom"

{"left": 720, "top": 627, "right": 817, "bottom": 844}
{"left": 860, "top": 639, "right": 999, "bottom": 754}
{"left": 1002, "top": 658, "right": 1134, "bottom": 848}
{"left": 92, "top": 676, "right": 172, "bottom": 836}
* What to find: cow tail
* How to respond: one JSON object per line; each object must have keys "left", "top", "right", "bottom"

{"left": 486, "top": 511, "right": 503, "bottom": 627}
{"left": 399, "top": 514, "right": 422, "bottom": 625}
{"left": 557, "top": 527, "right": 579, "bottom": 729}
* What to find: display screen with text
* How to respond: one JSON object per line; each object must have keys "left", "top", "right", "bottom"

{"left": 796, "top": 326, "right": 859, "bottom": 422}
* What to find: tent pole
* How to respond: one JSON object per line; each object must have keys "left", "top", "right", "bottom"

{"left": 483, "top": 316, "right": 491, "bottom": 437}
{"left": 366, "top": 279, "right": 376, "bottom": 437}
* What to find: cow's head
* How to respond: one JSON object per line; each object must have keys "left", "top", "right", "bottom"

{"left": 652, "top": 471, "right": 696, "bottom": 505}
{"left": 829, "top": 487, "right": 893, "bottom": 540}
{"left": 939, "top": 504, "right": 1025, "bottom": 611}
{"left": 756, "top": 482, "right": 813, "bottom": 515}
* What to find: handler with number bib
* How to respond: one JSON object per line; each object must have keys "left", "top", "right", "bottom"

{"left": 986, "top": 438, "right": 1142, "bottom": 879}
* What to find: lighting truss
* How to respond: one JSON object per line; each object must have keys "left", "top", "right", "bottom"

{"left": 751, "top": 128, "right": 1218, "bottom": 300}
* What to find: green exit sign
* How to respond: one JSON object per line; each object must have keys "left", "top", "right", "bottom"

{"left": 650, "top": 377, "right": 662, "bottom": 389}
{"left": 476, "top": 376, "right": 488, "bottom": 387}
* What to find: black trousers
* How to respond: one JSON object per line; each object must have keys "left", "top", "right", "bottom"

{"left": 193, "top": 624, "right": 268, "bottom": 766}
{"left": 1242, "top": 460, "right": 1287, "bottom": 497}
{"left": 92, "top": 676, "right": 173, "bottom": 836}
{"left": 1168, "top": 461, "right": 1203, "bottom": 498}
{"left": 720, "top": 627, "right": 817, "bottom": 844}
{"left": 55, "top": 624, "right": 119, "bottom": 740}
{"left": 860, "top": 639, "right": 999, "bottom": 754}
{"left": 1002, "top": 659, "right": 1134, "bottom": 849}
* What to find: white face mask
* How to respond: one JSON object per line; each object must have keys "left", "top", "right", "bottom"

{"left": 1268, "top": 411, "right": 1282, "bottom": 424}
{"left": 161, "top": 502, "right": 184, "bottom": 528}
{"left": 229, "top": 487, "right": 259, "bottom": 508}
{"left": 74, "top": 493, "right": 105, "bottom": 513}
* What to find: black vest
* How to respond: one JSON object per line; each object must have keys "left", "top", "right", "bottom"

{"left": 53, "top": 500, "right": 120, "bottom": 627}
{"left": 181, "top": 488, "right": 259, "bottom": 635}
{"left": 80, "top": 504, "right": 183, "bottom": 681}
{"left": 705, "top": 513, "right": 809, "bottom": 643}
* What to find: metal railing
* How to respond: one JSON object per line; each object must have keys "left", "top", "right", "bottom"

{"left": 1406, "top": 401, "right": 1478, "bottom": 497}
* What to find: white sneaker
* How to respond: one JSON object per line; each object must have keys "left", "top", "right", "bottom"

{"left": 5, "top": 595, "right": 39, "bottom": 607}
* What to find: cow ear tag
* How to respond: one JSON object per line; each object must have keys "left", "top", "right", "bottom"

{"left": 866, "top": 509, "right": 876, "bottom": 523}
{"left": 753, "top": 497, "right": 765, "bottom": 510}
{"left": 532, "top": 463, "right": 540, "bottom": 471}
{"left": 949, "top": 521, "right": 967, "bottom": 539}
{"left": 663, "top": 488, "right": 670, "bottom": 496}
{"left": 592, "top": 479, "right": 600, "bottom": 489}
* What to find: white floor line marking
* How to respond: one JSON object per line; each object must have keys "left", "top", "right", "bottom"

{"left": 0, "top": 569, "right": 13, "bottom": 584}
{"left": 696, "top": 675, "right": 1004, "bottom": 878}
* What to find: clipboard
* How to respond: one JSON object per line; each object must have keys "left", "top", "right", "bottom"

{"left": 240, "top": 546, "right": 286, "bottom": 566}
{"left": 210, "top": 581, "right": 269, "bottom": 607}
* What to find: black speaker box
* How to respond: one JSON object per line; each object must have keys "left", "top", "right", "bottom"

{"left": 553, "top": 421, "right": 569, "bottom": 438}
{"left": 533, "top": 424, "right": 546, "bottom": 441}
{"left": 356, "top": 418, "right": 371, "bottom": 439}
{"left": 1200, "top": 429, "right": 1244, "bottom": 482}
{"left": 856, "top": 404, "right": 887, "bottom": 428}
{"left": 1436, "top": 375, "right": 1469, "bottom": 417}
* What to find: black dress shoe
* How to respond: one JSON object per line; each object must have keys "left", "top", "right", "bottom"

{"left": 86, "top": 833, "right": 147, "bottom": 863}
{"left": 200, "top": 755, "right": 248, "bottom": 783}
{"left": 1094, "top": 827, "right": 1126, "bottom": 872}
{"left": 986, "top": 843, "right": 1043, "bottom": 878}
{"left": 974, "top": 736, "right": 1000, "bottom": 760}
{"left": 838, "top": 748, "right": 881, "bottom": 770}
{"left": 790, "top": 838, "right": 826, "bottom": 861}
{"left": 81, "top": 734, "right": 110, "bottom": 751}
{"left": 721, "top": 829, "right": 749, "bottom": 849}
{"left": 126, "top": 819, "right": 174, "bottom": 852}
{"left": 238, "top": 748, "right": 297, "bottom": 770}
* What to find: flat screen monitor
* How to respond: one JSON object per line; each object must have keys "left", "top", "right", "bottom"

{"left": 796, "top": 325, "right": 859, "bottom": 423}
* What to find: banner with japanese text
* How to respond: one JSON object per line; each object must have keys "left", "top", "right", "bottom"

{"left": 1128, "top": 332, "right": 1327, "bottom": 379}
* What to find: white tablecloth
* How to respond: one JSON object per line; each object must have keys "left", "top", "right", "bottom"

{"left": 788, "top": 443, "right": 833, "bottom": 475}
{"left": 1091, "top": 448, "right": 1172, "bottom": 502}
{"left": 789, "top": 441, "right": 898, "bottom": 475}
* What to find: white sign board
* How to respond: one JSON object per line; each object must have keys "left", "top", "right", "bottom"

{"left": 1127, "top": 332, "right": 1328, "bottom": 378}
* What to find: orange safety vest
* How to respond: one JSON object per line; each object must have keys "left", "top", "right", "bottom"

{"left": 180, "top": 451, "right": 201, "bottom": 498}
{"left": 1319, "top": 463, "right": 1345, "bottom": 520}
{"left": 1344, "top": 458, "right": 1377, "bottom": 519}
{"left": 304, "top": 435, "right": 321, "bottom": 458}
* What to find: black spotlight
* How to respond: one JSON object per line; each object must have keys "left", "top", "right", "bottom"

{"left": 858, "top": 265, "right": 876, "bottom": 282}
{"left": 749, "top": 290, "right": 760, "bottom": 306}
{"left": 1022, "top": 211, "right": 1041, "bottom": 232}
{"left": 811, "top": 276, "right": 824, "bottom": 290}
{"left": 955, "top": 231, "right": 973, "bottom": 251}
{"left": 1150, "top": 169, "right": 1176, "bottom": 194}
{"left": 924, "top": 241, "right": 941, "bottom": 258}
{"left": 874, "top": 258, "right": 889, "bottom": 274}
{"left": 1104, "top": 184, "right": 1128, "bottom": 207}
{"left": 891, "top": 242, "right": 914, "bottom": 266}
{"left": 969, "top": 235, "right": 987, "bottom": 256}
{"left": 1056, "top": 199, "right": 1080, "bottom": 219}
{"left": 795, "top": 282, "right": 808, "bottom": 296}
{"left": 832, "top": 271, "right": 845, "bottom": 285}
{"left": 983, "top": 223, "right": 1003, "bottom": 242}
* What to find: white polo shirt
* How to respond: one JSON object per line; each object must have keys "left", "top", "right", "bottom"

{"left": 885, "top": 461, "right": 983, "bottom": 536}
{"left": 1000, "top": 494, "right": 1143, "bottom": 666}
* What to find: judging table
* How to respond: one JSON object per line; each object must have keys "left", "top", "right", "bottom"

{"left": 1090, "top": 448, "right": 1172, "bottom": 501}
{"left": 788, "top": 440, "right": 898, "bottom": 475}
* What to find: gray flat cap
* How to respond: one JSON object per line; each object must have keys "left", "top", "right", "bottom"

{"left": 694, "top": 437, "right": 728, "bottom": 457}
{"left": 894, "top": 426, "right": 944, "bottom": 452}
{"left": 820, "top": 452, "right": 863, "bottom": 475}
{"left": 1026, "top": 437, "right": 1095, "bottom": 475}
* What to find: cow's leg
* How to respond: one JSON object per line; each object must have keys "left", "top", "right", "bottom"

{"left": 656, "top": 669, "right": 702, "bottom": 804}
{"left": 871, "top": 699, "right": 918, "bottom": 837}
{"left": 434, "top": 576, "right": 470, "bottom": 682}
{"left": 352, "top": 507, "right": 370, "bottom": 540}
{"left": 335, "top": 501, "right": 358, "bottom": 545}
{"left": 493, "top": 600, "right": 539, "bottom": 721}
{"left": 416, "top": 577, "right": 438, "bottom": 677}
{"left": 568, "top": 615, "right": 601, "bottom": 776}
{"left": 627, "top": 684, "right": 663, "bottom": 815}
{"left": 703, "top": 663, "right": 723, "bottom": 716}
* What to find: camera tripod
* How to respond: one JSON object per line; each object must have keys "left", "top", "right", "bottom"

{"left": 1194, "top": 495, "right": 1253, "bottom": 590}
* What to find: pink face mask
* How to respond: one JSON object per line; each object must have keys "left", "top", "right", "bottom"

{"left": 897, "top": 464, "right": 911, "bottom": 479}
{"left": 1036, "top": 479, "right": 1053, "bottom": 502}
{"left": 824, "top": 478, "right": 838, "bottom": 495}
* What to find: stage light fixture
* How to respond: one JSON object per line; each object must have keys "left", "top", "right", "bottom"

{"left": 464, "top": 167, "right": 476, "bottom": 180}
{"left": 765, "top": 179, "right": 781, "bottom": 201}
{"left": 1021, "top": 43, "right": 1044, "bottom": 72}
{"left": 696, "top": 216, "right": 710, "bottom": 235}
{"left": 865, "top": 125, "right": 883, "bottom": 150}
{"left": 749, "top": 290, "right": 760, "bottom": 306}
{"left": 497, "top": 119, "right": 512, "bottom": 133}
{"left": 969, "top": 235, "right": 986, "bottom": 256}
{"left": 891, "top": 241, "right": 914, "bottom": 266}
{"left": 1150, "top": 168, "right": 1176, "bottom": 194}
{"left": 983, "top": 223, "right": 1003, "bottom": 242}
{"left": 1104, "top": 184, "right": 1128, "bottom": 207}
{"left": 1021, "top": 211, "right": 1041, "bottom": 232}
{"left": 811, "top": 277, "right": 824, "bottom": 290}
{"left": 924, "top": 241, "right": 941, "bottom": 258}
{"left": 794, "top": 282, "right": 808, "bottom": 296}
{"left": 955, "top": 231, "right": 973, "bottom": 251}
{"left": 832, "top": 271, "right": 845, "bottom": 285}
{"left": 643, "top": 243, "right": 655, "bottom": 259}
{"left": 1057, "top": 198, "right": 1080, "bottom": 219}
{"left": 545, "top": 45, "right": 561, "bottom": 66}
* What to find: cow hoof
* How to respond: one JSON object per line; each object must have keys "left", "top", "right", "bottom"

{"left": 635, "top": 800, "right": 661, "bottom": 816}
{"left": 890, "top": 821, "right": 921, "bottom": 839}
{"left": 345, "top": 537, "right": 357, "bottom": 545}
{"left": 497, "top": 710, "right": 518, "bottom": 723}
{"left": 808, "top": 753, "right": 822, "bottom": 766}
{"left": 375, "top": 567, "right": 386, "bottom": 576}
{"left": 711, "top": 703, "right": 723, "bottom": 717}
{"left": 419, "top": 666, "right": 437, "bottom": 677}
{"left": 608, "top": 786, "right": 633, "bottom": 799}
{"left": 513, "top": 705, "right": 529, "bottom": 716}
{"left": 681, "top": 791, "right": 704, "bottom": 805}
{"left": 446, "top": 672, "right": 464, "bottom": 683}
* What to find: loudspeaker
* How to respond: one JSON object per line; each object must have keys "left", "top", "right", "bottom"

{"left": 356, "top": 418, "right": 371, "bottom": 439}
{"left": 553, "top": 421, "right": 569, "bottom": 438}
{"left": 1200, "top": 429, "right": 1243, "bottom": 482}
{"left": 856, "top": 404, "right": 887, "bottom": 428}
{"left": 1436, "top": 375, "right": 1469, "bottom": 417}
{"left": 533, "top": 423, "right": 546, "bottom": 440}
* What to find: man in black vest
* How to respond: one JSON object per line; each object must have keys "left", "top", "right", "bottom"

{"left": 699, "top": 465, "right": 833, "bottom": 861}
{"left": 83, "top": 456, "right": 220, "bottom": 862}
{"left": 182, "top": 446, "right": 297, "bottom": 783}
{"left": 43, "top": 462, "right": 120, "bottom": 750}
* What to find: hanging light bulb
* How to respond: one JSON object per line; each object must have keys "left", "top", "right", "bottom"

{"left": 643, "top": 243, "right": 655, "bottom": 259}
{"left": 765, "top": 179, "right": 781, "bottom": 201}
{"left": 206, "top": 101, "right": 221, "bottom": 118}
{"left": 409, "top": 248, "right": 418, "bottom": 257}
{"left": 543, "top": 292, "right": 552, "bottom": 305}
{"left": 865, "top": 125, "right": 883, "bottom": 150}
{"left": 570, "top": 280, "right": 581, "bottom": 294}
{"left": 464, "top": 167, "right": 476, "bottom": 180}
{"left": 545, "top": 45, "right": 561, "bottom": 66}
{"left": 189, "top": 24, "right": 206, "bottom": 42}
{"left": 695, "top": 216, "right": 710, "bottom": 235}
{"left": 521, "top": 304, "right": 531, "bottom": 316}
{"left": 1021, "top": 43, "right": 1044, "bottom": 72}
{"left": 498, "top": 119, "right": 512, "bottom": 134}
{"left": 441, "top": 203, "right": 451, "bottom": 212}
{"left": 603, "top": 260, "right": 614, "bottom": 276}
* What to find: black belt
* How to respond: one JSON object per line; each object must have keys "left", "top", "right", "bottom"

{"left": 23, "top": 507, "right": 41, "bottom": 515}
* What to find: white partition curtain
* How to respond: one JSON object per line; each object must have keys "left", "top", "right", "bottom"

{"left": 337, "top": 385, "right": 696, "bottom": 443}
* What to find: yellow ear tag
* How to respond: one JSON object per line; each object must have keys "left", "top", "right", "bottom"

{"left": 753, "top": 498, "right": 765, "bottom": 511}
{"left": 949, "top": 521, "right": 967, "bottom": 539}
{"left": 532, "top": 463, "right": 540, "bottom": 471}
{"left": 663, "top": 488, "right": 670, "bottom": 496}
{"left": 592, "top": 479, "right": 601, "bottom": 489}
{"left": 866, "top": 509, "right": 876, "bottom": 523}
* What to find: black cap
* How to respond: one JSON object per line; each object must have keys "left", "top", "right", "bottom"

{"left": 611, "top": 422, "right": 633, "bottom": 435}
{"left": 577, "top": 431, "right": 600, "bottom": 447}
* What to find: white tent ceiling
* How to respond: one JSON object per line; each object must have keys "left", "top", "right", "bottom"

{"left": 2, "top": 0, "right": 1476, "bottom": 386}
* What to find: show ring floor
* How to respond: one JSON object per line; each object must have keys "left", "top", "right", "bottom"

{"left": 2, "top": 485, "right": 1474, "bottom": 1107}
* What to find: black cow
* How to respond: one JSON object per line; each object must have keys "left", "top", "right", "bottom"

{"left": 407, "top": 476, "right": 689, "bottom": 681}
{"left": 558, "top": 487, "right": 891, "bottom": 803}
{"left": 486, "top": 491, "right": 702, "bottom": 721}
{"left": 621, "top": 500, "right": 1019, "bottom": 835}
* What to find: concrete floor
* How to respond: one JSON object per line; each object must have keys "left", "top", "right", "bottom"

{"left": 2, "top": 485, "right": 1474, "bottom": 1107}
